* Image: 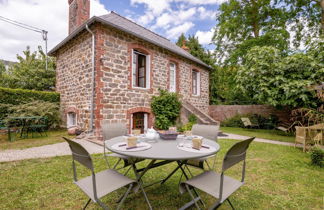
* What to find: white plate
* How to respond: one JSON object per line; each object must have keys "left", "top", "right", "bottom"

{"left": 111, "top": 142, "right": 152, "bottom": 152}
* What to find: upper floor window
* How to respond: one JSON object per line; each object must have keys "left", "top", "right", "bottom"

{"left": 169, "top": 62, "right": 176, "bottom": 92}
{"left": 132, "top": 50, "right": 150, "bottom": 89}
{"left": 192, "top": 70, "right": 200, "bottom": 96}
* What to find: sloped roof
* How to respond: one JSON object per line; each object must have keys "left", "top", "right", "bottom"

{"left": 48, "top": 12, "right": 212, "bottom": 70}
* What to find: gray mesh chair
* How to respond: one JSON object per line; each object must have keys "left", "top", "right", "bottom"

{"left": 186, "top": 124, "right": 220, "bottom": 172}
{"left": 102, "top": 122, "right": 143, "bottom": 171}
{"left": 63, "top": 137, "right": 136, "bottom": 210}
{"left": 179, "top": 137, "right": 255, "bottom": 210}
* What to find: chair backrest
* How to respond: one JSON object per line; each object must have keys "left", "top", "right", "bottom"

{"left": 241, "top": 118, "right": 251, "bottom": 127}
{"left": 102, "top": 121, "right": 127, "bottom": 140}
{"left": 191, "top": 124, "right": 219, "bottom": 141}
{"left": 222, "top": 137, "right": 255, "bottom": 172}
{"left": 63, "top": 137, "right": 94, "bottom": 171}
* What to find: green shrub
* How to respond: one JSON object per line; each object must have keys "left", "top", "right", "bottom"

{"left": 0, "top": 87, "right": 59, "bottom": 105}
{"left": 222, "top": 113, "right": 279, "bottom": 129}
{"left": 151, "top": 90, "right": 181, "bottom": 130}
{"left": 310, "top": 147, "right": 323, "bottom": 167}
{"left": 188, "top": 114, "right": 197, "bottom": 124}
{"left": 0, "top": 104, "right": 12, "bottom": 120}
{"left": 7, "top": 101, "right": 61, "bottom": 128}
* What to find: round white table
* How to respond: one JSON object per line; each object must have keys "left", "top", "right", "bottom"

{"left": 105, "top": 136, "right": 220, "bottom": 210}
{"left": 105, "top": 136, "right": 220, "bottom": 160}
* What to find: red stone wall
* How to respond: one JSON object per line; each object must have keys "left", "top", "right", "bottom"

{"left": 209, "top": 105, "right": 290, "bottom": 122}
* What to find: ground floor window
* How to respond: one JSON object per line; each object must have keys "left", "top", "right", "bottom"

{"left": 131, "top": 112, "right": 148, "bottom": 134}
{"left": 67, "top": 112, "right": 77, "bottom": 128}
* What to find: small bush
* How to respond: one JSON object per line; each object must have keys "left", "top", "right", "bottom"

{"left": 0, "top": 104, "right": 12, "bottom": 120}
{"left": 151, "top": 90, "right": 181, "bottom": 130}
{"left": 188, "top": 114, "right": 197, "bottom": 124}
{"left": 310, "top": 147, "right": 323, "bottom": 167}
{"left": 7, "top": 101, "right": 61, "bottom": 128}
{"left": 0, "top": 87, "right": 59, "bottom": 105}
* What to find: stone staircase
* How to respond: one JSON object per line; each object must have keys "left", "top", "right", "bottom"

{"left": 182, "top": 100, "right": 219, "bottom": 125}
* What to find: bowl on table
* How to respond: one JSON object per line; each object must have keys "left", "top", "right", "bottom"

{"left": 158, "top": 130, "right": 178, "bottom": 140}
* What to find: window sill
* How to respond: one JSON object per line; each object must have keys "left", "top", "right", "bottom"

{"left": 131, "top": 86, "right": 151, "bottom": 91}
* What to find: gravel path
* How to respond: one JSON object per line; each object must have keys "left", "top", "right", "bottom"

{"left": 0, "top": 139, "right": 103, "bottom": 162}
{"left": 0, "top": 133, "right": 301, "bottom": 163}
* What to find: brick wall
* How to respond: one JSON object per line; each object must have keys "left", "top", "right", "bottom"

{"left": 55, "top": 22, "right": 210, "bottom": 138}
{"left": 209, "top": 105, "right": 290, "bottom": 122}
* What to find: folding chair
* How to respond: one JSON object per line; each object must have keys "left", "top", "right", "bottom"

{"left": 185, "top": 124, "right": 220, "bottom": 173}
{"left": 179, "top": 137, "right": 255, "bottom": 210}
{"left": 63, "top": 137, "right": 136, "bottom": 210}
{"left": 241, "top": 118, "right": 259, "bottom": 128}
{"left": 102, "top": 122, "right": 143, "bottom": 173}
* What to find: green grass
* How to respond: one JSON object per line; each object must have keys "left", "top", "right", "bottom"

{"left": 0, "top": 139, "right": 323, "bottom": 209}
{"left": 0, "top": 129, "right": 73, "bottom": 150}
{"left": 221, "top": 127, "right": 295, "bottom": 143}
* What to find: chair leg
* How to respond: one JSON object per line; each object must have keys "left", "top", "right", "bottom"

{"left": 117, "top": 183, "right": 133, "bottom": 210}
{"left": 82, "top": 198, "right": 91, "bottom": 210}
{"left": 185, "top": 184, "right": 201, "bottom": 210}
{"left": 96, "top": 199, "right": 109, "bottom": 210}
{"left": 227, "top": 199, "right": 235, "bottom": 210}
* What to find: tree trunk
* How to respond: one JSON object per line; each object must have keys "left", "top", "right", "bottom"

{"left": 251, "top": 0, "right": 260, "bottom": 38}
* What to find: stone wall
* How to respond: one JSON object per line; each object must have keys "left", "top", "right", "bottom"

{"left": 209, "top": 105, "right": 290, "bottom": 122}
{"left": 55, "top": 30, "right": 93, "bottom": 131}
{"left": 55, "top": 22, "right": 210, "bottom": 138}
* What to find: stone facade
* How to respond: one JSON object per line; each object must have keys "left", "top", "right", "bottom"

{"left": 55, "top": 23, "right": 210, "bottom": 139}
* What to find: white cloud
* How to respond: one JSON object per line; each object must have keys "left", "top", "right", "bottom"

{"left": 167, "top": 22, "right": 194, "bottom": 38}
{"left": 131, "top": 0, "right": 171, "bottom": 16}
{"left": 197, "top": 7, "right": 217, "bottom": 20}
{"left": 0, "top": 0, "right": 108, "bottom": 61}
{"left": 175, "top": 0, "right": 227, "bottom": 4}
{"left": 153, "top": 7, "right": 196, "bottom": 30}
{"left": 195, "top": 28, "right": 215, "bottom": 44}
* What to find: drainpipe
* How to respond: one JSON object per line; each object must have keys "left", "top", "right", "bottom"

{"left": 85, "top": 24, "right": 95, "bottom": 133}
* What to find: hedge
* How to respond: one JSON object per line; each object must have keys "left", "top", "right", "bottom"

{"left": 0, "top": 87, "right": 60, "bottom": 105}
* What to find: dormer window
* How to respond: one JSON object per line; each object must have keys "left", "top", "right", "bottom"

{"left": 132, "top": 50, "right": 150, "bottom": 89}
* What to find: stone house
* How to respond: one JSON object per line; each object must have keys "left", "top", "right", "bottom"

{"left": 49, "top": 0, "right": 217, "bottom": 139}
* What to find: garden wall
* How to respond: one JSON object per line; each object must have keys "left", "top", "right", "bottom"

{"left": 209, "top": 105, "right": 290, "bottom": 122}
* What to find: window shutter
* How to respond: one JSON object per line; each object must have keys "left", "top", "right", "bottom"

{"left": 132, "top": 50, "right": 137, "bottom": 87}
{"left": 146, "top": 55, "right": 150, "bottom": 88}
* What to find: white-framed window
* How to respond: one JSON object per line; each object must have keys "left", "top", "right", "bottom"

{"left": 131, "top": 112, "right": 148, "bottom": 134}
{"left": 67, "top": 112, "right": 77, "bottom": 128}
{"left": 192, "top": 70, "right": 200, "bottom": 96}
{"left": 132, "top": 50, "right": 150, "bottom": 89}
{"left": 169, "top": 62, "right": 176, "bottom": 92}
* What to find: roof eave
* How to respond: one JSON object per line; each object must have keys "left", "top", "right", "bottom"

{"left": 48, "top": 16, "right": 213, "bottom": 70}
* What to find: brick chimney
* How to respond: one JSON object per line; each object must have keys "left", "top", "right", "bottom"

{"left": 68, "top": 0, "right": 90, "bottom": 34}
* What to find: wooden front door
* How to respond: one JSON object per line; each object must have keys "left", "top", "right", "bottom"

{"left": 132, "top": 112, "right": 145, "bottom": 133}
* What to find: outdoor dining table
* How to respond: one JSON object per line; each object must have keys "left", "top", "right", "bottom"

{"left": 105, "top": 135, "right": 220, "bottom": 209}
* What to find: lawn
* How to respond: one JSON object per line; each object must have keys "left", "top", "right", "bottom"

{"left": 221, "top": 127, "right": 295, "bottom": 143}
{"left": 0, "top": 139, "right": 323, "bottom": 209}
{"left": 0, "top": 129, "right": 73, "bottom": 150}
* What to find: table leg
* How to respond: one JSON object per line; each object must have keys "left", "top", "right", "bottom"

{"left": 131, "top": 160, "right": 156, "bottom": 210}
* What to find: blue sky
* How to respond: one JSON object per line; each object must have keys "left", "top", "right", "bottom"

{"left": 0, "top": 0, "right": 225, "bottom": 61}
{"left": 98, "top": 0, "right": 225, "bottom": 50}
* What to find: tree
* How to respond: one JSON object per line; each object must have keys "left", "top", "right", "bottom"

{"left": 0, "top": 61, "right": 5, "bottom": 75}
{"left": 213, "top": 0, "right": 323, "bottom": 65}
{"left": 236, "top": 46, "right": 324, "bottom": 108}
{"left": 176, "top": 33, "right": 187, "bottom": 47}
{"left": 0, "top": 46, "right": 56, "bottom": 91}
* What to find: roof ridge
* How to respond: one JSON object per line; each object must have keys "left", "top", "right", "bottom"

{"left": 106, "top": 11, "right": 171, "bottom": 42}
